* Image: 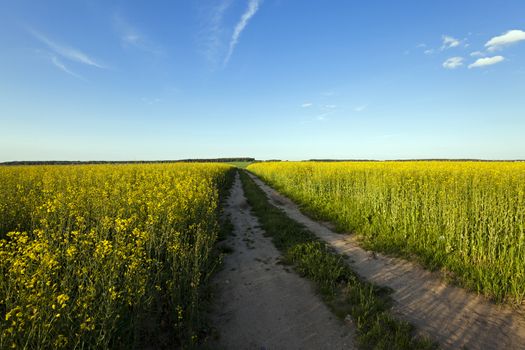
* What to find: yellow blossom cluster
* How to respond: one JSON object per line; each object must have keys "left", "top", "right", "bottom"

{"left": 0, "top": 163, "right": 233, "bottom": 348}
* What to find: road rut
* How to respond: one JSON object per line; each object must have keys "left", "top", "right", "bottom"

{"left": 210, "top": 173, "right": 355, "bottom": 350}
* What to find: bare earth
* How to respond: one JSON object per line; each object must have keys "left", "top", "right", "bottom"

{"left": 247, "top": 172, "right": 525, "bottom": 350}
{"left": 210, "top": 173, "right": 355, "bottom": 350}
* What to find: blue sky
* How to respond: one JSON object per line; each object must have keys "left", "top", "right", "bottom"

{"left": 1, "top": 0, "right": 524, "bottom": 161}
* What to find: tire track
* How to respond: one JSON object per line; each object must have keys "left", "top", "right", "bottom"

{"left": 210, "top": 172, "right": 355, "bottom": 350}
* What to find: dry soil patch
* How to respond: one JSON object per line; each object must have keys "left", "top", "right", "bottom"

{"left": 210, "top": 173, "right": 355, "bottom": 350}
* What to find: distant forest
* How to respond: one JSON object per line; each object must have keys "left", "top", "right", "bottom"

{"left": 0, "top": 158, "right": 255, "bottom": 166}
{"left": 308, "top": 159, "right": 525, "bottom": 162}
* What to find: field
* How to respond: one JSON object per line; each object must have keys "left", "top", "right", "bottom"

{"left": 248, "top": 161, "right": 525, "bottom": 304}
{"left": 0, "top": 163, "right": 233, "bottom": 349}
{"left": 2, "top": 160, "right": 524, "bottom": 349}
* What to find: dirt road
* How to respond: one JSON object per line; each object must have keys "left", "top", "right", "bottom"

{"left": 247, "top": 172, "right": 525, "bottom": 350}
{"left": 210, "top": 173, "right": 355, "bottom": 350}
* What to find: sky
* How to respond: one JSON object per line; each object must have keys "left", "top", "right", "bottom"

{"left": 1, "top": 0, "right": 524, "bottom": 161}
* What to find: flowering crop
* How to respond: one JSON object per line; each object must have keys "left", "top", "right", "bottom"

{"left": 0, "top": 163, "right": 233, "bottom": 349}
{"left": 248, "top": 161, "right": 525, "bottom": 304}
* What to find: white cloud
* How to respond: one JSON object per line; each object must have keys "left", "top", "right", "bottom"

{"left": 196, "top": 0, "right": 233, "bottom": 70}
{"left": 29, "top": 29, "right": 105, "bottom": 68}
{"left": 441, "top": 35, "right": 460, "bottom": 50}
{"left": 354, "top": 105, "right": 367, "bottom": 112}
{"left": 50, "top": 56, "right": 84, "bottom": 79}
{"left": 468, "top": 56, "right": 505, "bottom": 69}
{"left": 198, "top": 0, "right": 233, "bottom": 66}
{"left": 324, "top": 104, "right": 337, "bottom": 109}
{"left": 113, "top": 15, "right": 162, "bottom": 55}
{"left": 485, "top": 29, "right": 525, "bottom": 51}
{"left": 224, "top": 0, "right": 261, "bottom": 66}
{"left": 424, "top": 49, "right": 435, "bottom": 55}
{"left": 470, "top": 51, "right": 484, "bottom": 57}
{"left": 301, "top": 102, "right": 313, "bottom": 108}
{"left": 442, "top": 56, "right": 464, "bottom": 69}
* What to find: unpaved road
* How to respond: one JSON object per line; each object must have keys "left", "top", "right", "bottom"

{"left": 210, "top": 173, "right": 355, "bottom": 350}
{"left": 247, "top": 172, "right": 525, "bottom": 350}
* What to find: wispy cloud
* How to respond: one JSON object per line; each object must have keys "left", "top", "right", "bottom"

{"left": 50, "top": 56, "right": 84, "bottom": 80}
{"left": 442, "top": 56, "right": 464, "bottom": 69}
{"left": 197, "top": 0, "right": 233, "bottom": 68}
{"left": 441, "top": 35, "right": 461, "bottom": 50}
{"left": 485, "top": 29, "right": 525, "bottom": 52}
{"left": 468, "top": 56, "right": 505, "bottom": 69}
{"left": 470, "top": 51, "right": 484, "bottom": 57}
{"left": 224, "top": 0, "right": 262, "bottom": 66}
{"left": 324, "top": 104, "right": 337, "bottom": 109}
{"left": 354, "top": 105, "right": 367, "bottom": 112}
{"left": 113, "top": 14, "right": 162, "bottom": 55}
{"left": 301, "top": 102, "right": 313, "bottom": 108}
{"left": 29, "top": 28, "right": 105, "bottom": 69}
{"left": 420, "top": 35, "right": 464, "bottom": 56}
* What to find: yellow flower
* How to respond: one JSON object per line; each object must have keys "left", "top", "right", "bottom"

{"left": 56, "top": 294, "right": 69, "bottom": 308}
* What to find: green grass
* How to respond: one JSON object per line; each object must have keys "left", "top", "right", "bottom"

{"left": 239, "top": 170, "right": 435, "bottom": 350}
{"left": 227, "top": 161, "right": 253, "bottom": 169}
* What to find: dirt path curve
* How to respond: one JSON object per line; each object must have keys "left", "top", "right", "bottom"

{"left": 247, "top": 172, "right": 525, "bottom": 350}
{"left": 210, "top": 172, "right": 355, "bottom": 350}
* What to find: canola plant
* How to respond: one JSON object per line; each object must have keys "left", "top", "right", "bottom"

{"left": 0, "top": 163, "right": 233, "bottom": 349}
{"left": 248, "top": 161, "right": 525, "bottom": 304}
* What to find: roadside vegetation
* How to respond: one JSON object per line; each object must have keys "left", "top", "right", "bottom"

{"left": 227, "top": 161, "right": 254, "bottom": 169}
{"left": 239, "top": 170, "right": 435, "bottom": 350}
{"left": 248, "top": 161, "right": 525, "bottom": 304}
{"left": 0, "top": 163, "right": 234, "bottom": 349}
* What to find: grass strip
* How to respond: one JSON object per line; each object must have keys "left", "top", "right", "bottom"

{"left": 239, "top": 170, "right": 436, "bottom": 350}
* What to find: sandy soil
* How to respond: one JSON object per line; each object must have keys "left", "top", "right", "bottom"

{"left": 209, "top": 173, "right": 355, "bottom": 350}
{"left": 248, "top": 172, "right": 525, "bottom": 350}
